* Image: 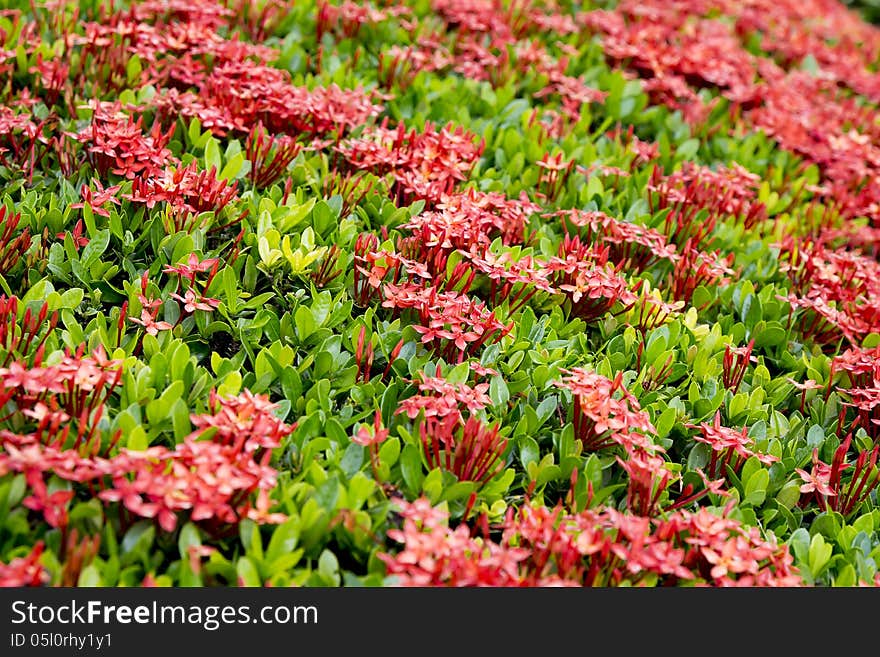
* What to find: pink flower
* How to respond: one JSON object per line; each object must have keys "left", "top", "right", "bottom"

{"left": 352, "top": 411, "right": 389, "bottom": 447}
{"left": 129, "top": 309, "right": 173, "bottom": 335}
{"left": 171, "top": 289, "right": 220, "bottom": 313}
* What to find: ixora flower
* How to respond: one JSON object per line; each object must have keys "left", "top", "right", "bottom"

{"left": 0, "top": 542, "right": 50, "bottom": 587}
{"left": 128, "top": 309, "right": 173, "bottom": 336}
{"left": 352, "top": 413, "right": 390, "bottom": 448}
{"left": 396, "top": 366, "right": 492, "bottom": 424}
{"left": 382, "top": 282, "right": 512, "bottom": 363}
{"left": 552, "top": 208, "right": 679, "bottom": 274}
{"left": 379, "top": 497, "right": 801, "bottom": 587}
{"left": 96, "top": 390, "right": 295, "bottom": 532}
{"left": 546, "top": 239, "right": 639, "bottom": 322}
{"left": 75, "top": 100, "right": 177, "bottom": 179}
{"left": 69, "top": 179, "right": 121, "bottom": 218}
{"left": 690, "top": 412, "right": 779, "bottom": 480}
{"left": 554, "top": 368, "right": 658, "bottom": 453}
{"left": 170, "top": 289, "right": 220, "bottom": 313}
{"left": 352, "top": 410, "right": 390, "bottom": 480}
{"left": 338, "top": 120, "right": 485, "bottom": 205}
{"left": 12, "top": 0, "right": 880, "bottom": 591}
{"left": 795, "top": 435, "right": 880, "bottom": 517}
{"left": 162, "top": 253, "right": 220, "bottom": 282}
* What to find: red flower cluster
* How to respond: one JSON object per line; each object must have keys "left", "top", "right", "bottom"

{"left": 648, "top": 163, "right": 768, "bottom": 242}
{"left": 554, "top": 368, "right": 657, "bottom": 453}
{"left": 736, "top": 0, "right": 880, "bottom": 103}
{"left": 753, "top": 72, "right": 880, "bottom": 217}
{"left": 586, "top": 0, "right": 880, "bottom": 224}
{"left": 127, "top": 160, "right": 240, "bottom": 233}
{"left": 0, "top": 205, "right": 32, "bottom": 277}
{"left": 164, "top": 256, "right": 221, "bottom": 317}
{"left": 394, "top": 366, "right": 505, "bottom": 487}
{"left": 586, "top": 8, "right": 763, "bottom": 125}
{"left": 534, "top": 64, "right": 608, "bottom": 125}
{"left": 400, "top": 189, "right": 541, "bottom": 277}
{"left": 380, "top": 497, "right": 802, "bottom": 586}
{"left": 245, "top": 122, "right": 302, "bottom": 189}
{"left": 554, "top": 208, "right": 678, "bottom": 274}
{"left": 668, "top": 241, "right": 734, "bottom": 308}
{"left": 382, "top": 282, "right": 512, "bottom": 363}
{"left": 156, "top": 60, "right": 382, "bottom": 139}
{"left": 535, "top": 152, "right": 576, "bottom": 202}
{"left": 0, "top": 345, "right": 122, "bottom": 422}
{"left": 338, "top": 120, "right": 485, "bottom": 206}
{"left": 379, "top": 497, "right": 527, "bottom": 586}
{"left": 70, "top": 179, "right": 121, "bottom": 220}
{"left": 0, "top": 542, "right": 49, "bottom": 587}
{"left": 461, "top": 249, "right": 555, "bottom": 314}
{"left": 129, "top": 272, "right": 173, "bottom": 337}
{"left": 352, "top": 242, "right": 432, "bottom": 306}
{"left": 796, "top": 434, "right": 879, "bottom": 518}
{"left": 0, "top": 295, "right": 57, "bottom": 368}
{"left": 691, "top": 412, "right": 779, "bottom": 480}
{"left": 627, "top": 285, "right": 684, "bottom": 340}
{"left": 779, "top": 238, "right": 880, "bottom": 348}
{"left": 618, "top": 447, "right": 728, "bottom": 517}
{"left": 1, "top": 387, "right": 293, "bottom": 533}
{"left": 75, "top": 101, "right": 175, "bottom": 179}
{"left": 418, "top": 415, "right": 509, "bottom": 488}
{"left": 316, "top": 0, "right": 411, "bottom": 42}
{"left": 396, "top": 367, "right": 491, "bottom": 425}
{"left": 722, "top": 339, "right": 756, "bottom": 394}
{"left": 832, "top": 345, "right": 880, "bottom": 390}
{"left": 546, "top": 236, "right": 638, "bottom": 322}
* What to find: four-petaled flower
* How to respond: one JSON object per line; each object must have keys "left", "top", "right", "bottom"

{"left": 171, "top": 289, "right": 220, "bottom": 313}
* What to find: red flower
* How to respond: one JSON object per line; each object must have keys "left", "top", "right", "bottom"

{"left": 0, "top": 542, "right": 49, "bottom": 587}
{"left": 129, "top": 309, "right": 173, "bottom": 336}
{"left": 795, "top": 451, "right": 837, "bottom": 498}
{"left": 162, "top": 253, "right": 220, "bottom": 283}
{"left": 171, "top": 289, "right": 220, "bottom": 313}
{"left": 397, "top": 366, "right": 492, "bottom": 424}
{"left": 692, "top": 412, "right": 779, "bottom": 480}
{"left": 554, "top": 368, "right": 658, "bottom": 453}
{"left": 352, "top": 411, "right": 390, "bottom": 448}
{"left": 69, "top": 179, "right": 121, "bottom": 218}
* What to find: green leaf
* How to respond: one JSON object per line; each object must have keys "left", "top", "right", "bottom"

{"left": 743, "top": 468, "right": 769, "bottom": 506}
{"left": 808, "top": 533, "right": 832, "bottom": 579}
{"left": 121, "top": 521, "right": 155, "bottom": 557}
{"left": 422, "top": 467, "right": 443, "bottom": 502}
{"left": 339, "top": 443, "right": 364, "bottom": 477}
{"left": 81, "top": 229, "right": 110, "bottom": 268}
{"left": 126, "top": 426, "right": 148, "bottom": 451}
{"left": 205, "top": 137, "right": 222, "bottom": 172}
{"left": 219, "top": 152, "right": 246, "bottom": 181}
{"left": 519, "top": 436, "right": 540, "bottom": 469}
{"left": 400, "top": 444, "right": 424, "bottom": 494}
{"left": 834, "top": 564, "right": 857, "bottom": 587}
{"left": 22, "top": 278, "right": 54, "bottom": 307}
{"left": 78, "top": 564, "right": 103, "bottom": 587}
{"left": 295, "top": 305, "right": 315, "bottom": 341}
{"left": 236, "top": 557, "right": 262, "bottom": 587}
{"left": 317, "top": 549, "right": 340, "bottom": 586}
{"left": 775, "top": 480, "right": 802, "bottom": 509}
{"left": 806, "top": 424, "right": 825, "bottom": 448}
{"left": 686, "top": 443, "right": 710, "bottom": 470}
{"left": 314, "top": 476, "right": 340, "bottom": 511}
{"left": 489, "top": 375, "right": 510, "bottom": 408}
{"left": 378, "top": 437, "right": 401, "bottom": 468}
{"left": 178, "top": 522, "right": 202, "bottom": 559}
{"left": 266, "top": 517, "right": 300, "bottom": 563}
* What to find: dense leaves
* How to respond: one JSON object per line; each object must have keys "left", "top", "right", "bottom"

{"left": 1, "top": 0, "right": 880, "bottom": 588}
